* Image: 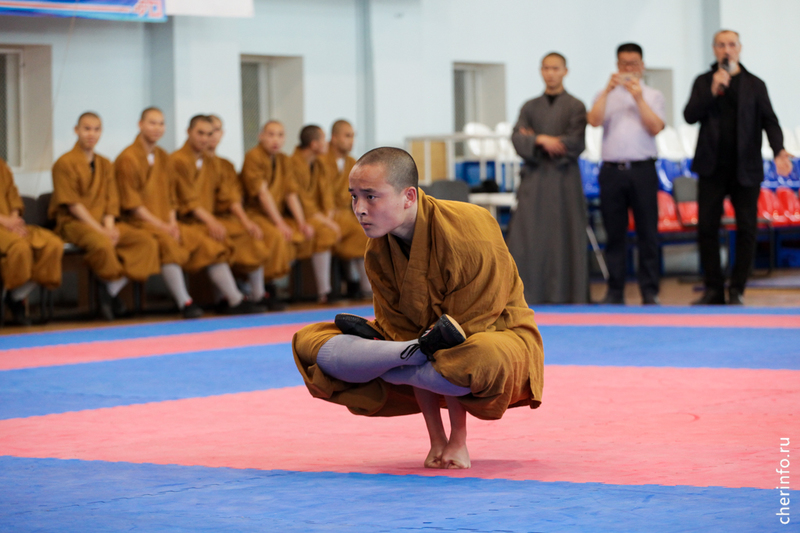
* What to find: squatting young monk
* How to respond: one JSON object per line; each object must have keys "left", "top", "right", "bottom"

{"left": 50, "top": 112, "right": 160, "bottom": 320}
{"left": 320, "top": 119, "right": 371, "bottom": 298}
{"left": 0, "top": 159, "right": 63, "bottom": 325}
{"left": 293, "top": 147, "right": 544, "bottom": 468}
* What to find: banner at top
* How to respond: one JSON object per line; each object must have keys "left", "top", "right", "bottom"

{"left": 0, "top": 0, "right": 166, "bottom": 22}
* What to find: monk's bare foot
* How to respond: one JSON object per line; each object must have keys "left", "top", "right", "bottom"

{"left": 441, "top": 440, "right": 470, "bottom": 469}
{"left": 424, "top": 443, "right": 446, "bottom": 468}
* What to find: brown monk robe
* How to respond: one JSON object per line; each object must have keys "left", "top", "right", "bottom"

{"left": 170, "top": 142, "right": 268, "bottom": 274}
{"left": 288, "top": 147, "right": 338, "bottom": 259}
{"left": 50, "top": 143, "right": 160, "bottom": 282}
{"left": 320, "top": 142, "right": 368, "bottom": 260}
{"left": 239, "top": 144, "right": 297, "bottom": 279}
{"left": 294, "top": 189, "right": 544, "bottom": 420}
{"left": 115, "top": 134, "right": 228, "bottom": 272}
{"left": 0, "top": 159, "right": 63, "bottom": 291}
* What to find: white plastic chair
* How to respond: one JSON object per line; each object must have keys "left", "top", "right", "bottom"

{"left": 494, "top": 121, "right": 516, "bottom": 160}
{"left": 582, "top": 125, "right": 603, "bottom": 162}
{"left": 464, "top": 122, "right": 498, "bottom": 159}
{"left": 655, "top": 126, "right": 687, "bottom": 161}
{"left": 677, "top": 124, "right": 699, "bottom": 159}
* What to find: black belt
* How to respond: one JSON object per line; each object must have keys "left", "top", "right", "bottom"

{"left": 602, "top": 159, "right": 656, "bottom": 170}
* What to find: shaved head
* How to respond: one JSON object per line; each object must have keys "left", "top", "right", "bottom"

{"left": 188, "top": 114, "right": 212, "bottom": 131}
{"left": 331, "top": 119, "right": 352, "bottom": 136}
{"left": 355, "top": 147, "right": 418, "bottom": 192}
{"left": 299, "top": 125, "right": 324, "bottom": 148}
{"left": 262, "top": 119, "right": 283, "bottom": 132}
{"left": 77, "top": 111, "right": 101, "bottom": 127}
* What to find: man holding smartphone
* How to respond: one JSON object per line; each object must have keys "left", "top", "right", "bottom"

{"left": 684, "top": 30, "right": 792, "bottom": 305}
{"left": 588, "top": 43, "right": 665, "bottom": 305}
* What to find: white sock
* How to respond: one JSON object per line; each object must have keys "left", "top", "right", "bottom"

{"left": 248, "top": 267, "right": 265, "bottom": 301}
{"left": 311, "top": 250, "right": 332, "bottom": 297}
{"left": 162, "top": 263, "right": 192, "bottom": 309}
{"left": 106, "top": 277, "right": 128, "bottom": 297}
{"left": 355, "top": 258, "right": 371, "bottom": 293}
{"left": 382, "top": 362, "right": 471, "bottom": 396}
{"left": 10, "top": 281, "right": 36, "bottom": 301}
{"left": 207, "top": 263, "right": 244, "bottom": 307}
{"left": 316, "top": 334, "right": 427, "bottom": 383}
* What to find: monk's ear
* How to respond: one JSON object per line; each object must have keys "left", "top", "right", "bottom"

{"left": 404, "top": 186, "right": 417, "bottom": 208}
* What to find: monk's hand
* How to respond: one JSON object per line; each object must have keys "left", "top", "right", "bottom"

{"left": 104, "top": 226, "right": 120, "bottom": 246}
{"left": 300, "top": 222, "right": 315, "bottom": 239}
{"left": 536, "top": 134, "right": 567, "bottom": 157}
{"left": 8, "top": 214, "right": 27, "bottom": 237}
{"left": 775, "top": 149, "right": 794, "bottom": 177}
{"left": 166, "top": 222, "right": 181, "bottom": 242}
{"left": 326, "top": 219, "right": 341, "bottom": 241}
{"left": 207, "top": 219, "right": 227, "bottom": 242}
{"left": 245, "top": 219, "right": 263, "bottom": 240}
{"left": 277, "top": 220, "right": 294, "bottom": 242}
{"left": 518, "top": 126, "right": 535, "bottom": 136}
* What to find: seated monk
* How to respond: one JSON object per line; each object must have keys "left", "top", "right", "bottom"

{"left": 293, "top": 147, "right": 544, "bottom": 468}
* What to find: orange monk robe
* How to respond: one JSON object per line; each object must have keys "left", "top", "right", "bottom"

{"left": 294, "top": 190, "right": 544, "bottom": 420}
{"left": 320, "top": 151, "right": 368, "bottom": 260}
{"left": 239, "top": 145, "right": 298, "bottom": 279}
{"left": 170, "top": 142, "right": 268, "bottom": 274}
{"left": 115, "top": 135, "right": 228, "bottom": 273}
{"left": 0, "top": 159, "right": 63, "bottom": 290}
{"left": 49, "top": 144, "right": 160, "bottom": 282}
{"left": 288, "top": 148, "right": 338, "bottom": 260}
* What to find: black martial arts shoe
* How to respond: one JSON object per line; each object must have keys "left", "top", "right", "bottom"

{"left": 728, "top": 287, "right": 745, "bottom": 305}
{"left": 98, "top": 283, "right": 128, "bottom": 321}
{"left": 4, "top": 293, "right": 31, "bottom": 326}
{"left": 692, "top": 289, "right": 726, "bottom": 305}
{"left": 418, "top": 314, "right": 466, "bottom": 362}
{"left": 334, "top": 313, "right": 385, "bottom": 340}
{"left": 181, "top": 302, "right": 204, "bottom": 319}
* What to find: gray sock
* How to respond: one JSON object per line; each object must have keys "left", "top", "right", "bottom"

{"left": 381, "top": 362, "right": 471, "bottom": 397}
{"left": 10, "top": 281, "right": 36, "bottom": 301}
{"left": 311, "top": 250, "right": 332, "bottom": 297}
{"left": 316, "top": 334, "right": 427, "bottom": 383}
{"left": 105, "top": 277, "right": 128, "bottom": 297}
{"left": 248, "top": 267, "right": 265, "bottom": 301}
{"left": 207, "top": 263, "right": 243, "bottom": 307}
{"left": 162, "top": 263, "right": 191, "bottom": 308}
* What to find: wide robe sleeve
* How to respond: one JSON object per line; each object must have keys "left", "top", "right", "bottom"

{"left": 171, "top": 155, "right": 199, "bottom": 216}
{"left": 114, "top": 151, "right": 144, "bottom": 213}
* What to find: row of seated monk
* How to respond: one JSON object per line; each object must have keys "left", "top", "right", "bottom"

{"left": 0, "top": 109, "right": 373, "bottom": 326}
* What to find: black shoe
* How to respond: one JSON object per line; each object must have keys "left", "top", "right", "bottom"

{"left": 98, "top": 283, "right": 115, "bottom": 321}
{"left": 599, "top": 292, "right": 624, "bottom": 305}
{"left": 642, "top": 293, "right": 661, "bottom": 305}
{"left": 181, "top": 302, "right": 204, "bottom": 319}
{"left": 418, "top": 314, "right": 466, "bottom": 362}
{"left": 728, "top": 288, "right": 744, "bottom": 305}
{"left": 263, "top": 284, "right": 287, "bottom": 311}
{"left": 334, "top": 313, "right": 385, "bottom": 340}
{"left": 224, "top": 299, "right": 266, "bottom": 315}
{"left": 4, "top": 293, "right": 31, "bottom": 326}
{"left": 692, "top": 289, "right": 726, "bottom": 305}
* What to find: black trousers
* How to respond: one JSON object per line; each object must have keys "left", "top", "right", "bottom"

{"left": 598, "top": 162, "right": 660, "bottom": 297}
{"left": 697, "top": 169, "right": 760, "bottom": 293}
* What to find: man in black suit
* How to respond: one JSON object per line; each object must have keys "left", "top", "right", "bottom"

{"left": 684, "top": 29, "right": 792, "bottom": 305}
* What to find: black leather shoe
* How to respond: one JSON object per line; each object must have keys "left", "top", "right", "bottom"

{"left": 182, "top": 302, "right": 204, "bottom": 319}
{"left": 728, "top": 288, "right": 745, "bottom": 305}
{"left": 224, "top": 299, "right": 266, "bottom": 315}
{"left": 98, "top": 283, "right": 115, "bottom": 321}
{"left": 418, "top": 314, "right": 466, "bottom": 361}
{"left": 642, "top": 293, "right": 661, "bottom": 305}
{"left": 599, "top": 292, "right": 624, "bottom": 305}
{"left": 692, "top": 290, "right": 726, "bottom": 305}
{"left": 334, "top": 313, "right": 385, "bottom": 340}
{"left": 4, "top": 293, "right": 31, "bottom": 326}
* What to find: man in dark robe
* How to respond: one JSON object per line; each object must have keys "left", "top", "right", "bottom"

{"left": 508, "top": 52, "right": 588, "bottom": 304}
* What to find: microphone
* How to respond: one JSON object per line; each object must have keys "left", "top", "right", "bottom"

{"left": 717, "top": 58, "right": 730, "bottom": 96}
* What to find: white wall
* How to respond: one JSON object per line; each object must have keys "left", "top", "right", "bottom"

{"left": 721, "top": 0, "right": 800, "bottom": 132}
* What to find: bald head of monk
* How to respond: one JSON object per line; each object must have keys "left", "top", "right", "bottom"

{"left": 330, "top": 120, "right": 355, "bottom": 157}
{"left": 299, "top": 125, "right": 327, "bottom": 157}
{"left": 186, "top": 115, "right": 213, "bottom": 155}
{"left": 75, "top": 112, "right": 102, "bottom": 152}
{"left": 139, "top": 107, "right": 165, "bottom": 145}
{"left": 349, "top": 147, "right": 419, "bottom": 242}
{"left": 259, "top": 120, "right": 285, "bottom": 156}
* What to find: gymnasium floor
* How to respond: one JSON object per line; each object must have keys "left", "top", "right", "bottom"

{"left": 1, "top": 287, "right": 799, "bottom": 531}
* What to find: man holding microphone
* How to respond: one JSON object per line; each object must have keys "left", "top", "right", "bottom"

{"left": 684, "top": 30, "right": 792, "bottom": 305}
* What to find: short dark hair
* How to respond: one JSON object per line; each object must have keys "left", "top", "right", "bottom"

{"left": 77, "top": 111, "right": 101, "bottom": 126}
{"left": 617, "top": 42, "right": 643, "bottom": 59}
{"left": 542, "top": 52, "right": 566, "bottom": 67}
{"left": 188, "top": 115, "right": 212, "bottom": 130}
{"left": 355, "top": 147, "right": 418, "bottom": 192}
{"left": 140, "top": 107, "right": 162, "bottom": 121}
{"left": 299, "top": 125, "right": 323, "bottom": 148}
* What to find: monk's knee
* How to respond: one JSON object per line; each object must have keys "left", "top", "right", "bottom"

{"left": 293, "top": 322, "right": 342, "bottom": 367}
